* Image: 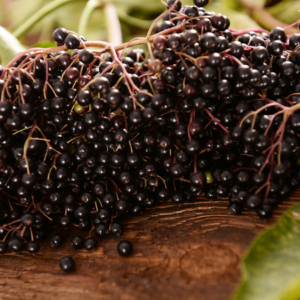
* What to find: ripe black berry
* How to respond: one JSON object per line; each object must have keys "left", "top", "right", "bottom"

{"left": 64, "top": 34, "right": 81, "bottom": 49}
{"left": 117, "top": 240, "right": 133, "bottom": 256}
{"left": 53, "top": 28, "right": 68, "bottom": 44}
{"left": 60, "top": 256, "right": 75, "bottom": 272}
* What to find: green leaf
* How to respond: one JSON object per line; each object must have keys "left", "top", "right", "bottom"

{"left": 116, "top": 9, "right": 153, "bottom": 29}
{"left": 12, "top": 0, "right": 85, "bottom": 39}
{"left": 0, "top": 26, "right": 26, "bottom": 65}
{"left": 267, "top": 0, "right": 300, "bottom": 25}
{"left": 218, "top": 0, "right": 244, "bottom": 12}
{"left": 78, "top": 0, "right": 102, "bottom": 37}
{"left": 233, "top": 203, "right": 300, "bottom": 300}
{"left": 32, "top": 40, "right": 57, "bottom": 48}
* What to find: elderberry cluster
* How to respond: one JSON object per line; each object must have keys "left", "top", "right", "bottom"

{"left": 0, "top": 0, "right": 300, "bottom": 263}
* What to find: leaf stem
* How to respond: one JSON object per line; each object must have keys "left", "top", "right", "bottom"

{"left": 13, "top": 0, "right": 86, "bottom": 39}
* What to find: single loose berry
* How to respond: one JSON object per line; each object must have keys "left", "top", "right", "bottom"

{"left": 60, "top": 256, "right": 75, "bottom": 272}
{"left": 117, "top": 240, "right": 133, "bottom": 257}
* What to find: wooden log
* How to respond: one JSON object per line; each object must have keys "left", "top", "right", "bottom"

{"left": 0, "top": 194, "right": 298, "bottom": 300}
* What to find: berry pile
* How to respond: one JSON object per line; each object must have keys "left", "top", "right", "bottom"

{"left": 1, "top": 0, "right": 300, "bottom": 266}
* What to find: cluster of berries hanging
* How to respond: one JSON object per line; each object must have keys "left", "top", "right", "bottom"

{"left": 0, "top": 0, "right": 300, "bottom": 269}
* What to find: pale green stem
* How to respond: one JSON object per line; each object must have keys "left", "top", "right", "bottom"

{"left": 13, "top": 0, "right": 86, "bottom": 39}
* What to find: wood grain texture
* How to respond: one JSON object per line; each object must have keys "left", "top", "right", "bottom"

{"left": 0, "top": 194, "right": 298, "bottom": 300}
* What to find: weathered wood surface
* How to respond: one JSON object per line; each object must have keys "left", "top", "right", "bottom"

{"left": 0, "top": 194, "right": 298, "bottom": 300}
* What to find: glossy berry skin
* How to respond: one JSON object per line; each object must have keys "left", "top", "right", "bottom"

{"left": 153, "top": 36, "right": 168, "bottom": 51}
{"left": 228, "top": 202, "right": 242, "bottom": 215}
{"left": 77, "top": 91, "right": 92, "bottom": 106}
{"left": 243, "top": 129, "right": 259, "bottom": 145}
{"left": 246, "top": 195, "right": 263, "bottom": 210}
{"left": 0, "top": 241, "right": 8, "bottom": 254}
{"left": 268, "top": 41, "right": 283, "bottom": 56}
{"left": 252, "top": 47, "right": 268, "bottom": 64}
{"left": 60, "top": 256, "right": 75, "bottom": 272}
{"left": 79, "top": 49, "right": 94, "bottom": 64}
{"left": 257, "top": 204, "right": 273, "bottom": 219}
{"left": 8, "top": 238, "right": 24, "bottom": 254}
{"left": 21, "top": 213, "right": 35, "bottom": 226}
{"left": 95, "top": 223, "right": 108, "bottom": 237}
{"left": 84, "top": 238, "right": 98, "bottom": 252}
{"left": 171, "top": 192, "right": 186, "bottom": 205}
{"left": 59, "top": 215, "right": 72, "bottom": 228}
{"left": 111, "top": 221, "right": 124, "bottom": 237}
{"left": 53, "top": 28, "right": 68, "bottom": 44}
{"left": 169, "top": 162, "right": 185, "bottom": 178}
{"left": 183, "top": 30, "right": 199, "bottom": 46}
{"left": 211, "top": 14, "right": 227, "bottom": 31}
{"left": 50, "top": 233, "right": 64, "bottom": 248}
{"left": 190, "top": 172, "right": 206, "bottom": 188}
{"left": 64, "top": 34, "right": 81, "bottom": 49}
{"left": 289, "top": 33, "right": 300, "bottom": 49}
{"left": 117, "top": 240, "right": 133, "bottom": 257}
{"left": 194, "top": 0, "right": 209, "bottom": 7}
{"left": 200, "top": 32, "right": 217, "bottom": 51}
{"left": 270, "top": 27, "right": 286, "bottom": 42}
{"left": 27, "top": 241, "right": 40, "bottom": 254}
{"left": 185, "top": 140, "right": 201, "bottom": 156}
{"left": 196, "top": 18, "right": 212, "bottom": 34}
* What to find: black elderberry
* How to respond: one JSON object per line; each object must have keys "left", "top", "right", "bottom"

{"left": 280, "top": 61, "right": 294, "bottom": 77}
{"left": 60, "top": 256, "right": 75, "bottom": 272}
{"left": 53, "top": 28, "right": 68, "bottom": 44}
{"left": 84, "top": 238, "right": 98, "bottom": 252}
{"left": 289, "top": 33, "right": 300, "bottom": 49}
{"left": 157, "top": 188, "right": 170, "bottom": 201}
{"left": 246, "top": 194, "right": 263, "bottom": 209}
{"left": 211, "top": 14, "right": 227, "bottom": 31}
{"left": 220, "top": 170, "right": 234, "bottom": 186}
{"left": 268, "top": 40, "right": 284, "bottom": 56}
{"left": 183, "top": 30, "right": 199, "bottom": 46}
{"left": 194, "top": 0, "right": 209, "bottom": 7}
{"left": 98, "top": 207, "right": 111, "bottom": 222}
{"left": 117, "top": 240, "right": 133, "bottom": 257}
{"left": 243, "top": 129, "right": 259, "bottom": 145}
{"left": 20, "top": 213, "right": 35, "bottom": 226}
{"left": 95, "top": 223, "right": 108, "bottom": 237}
{"left": 79, "top": 49, "right": 94, "bottom": 64}
{"left": 8, "top": 238, "right": 25, "bottom": 254}
{"left": 196, "top": 18, "right": 212, "bottom": 34}
{"left": 228, "top": 202, "right": 242, "bottom": 215}
{"left": 65, "top": 34, "right": 81, "bottom": 49}
{"left": 71, "top": 235, "right": 84, "bottom": 250}
{"left": 111, "top": 221, "right": 124, "bottom": 237}
{"left": 115, "top": 199, "right": 130, "bottom": 213}
{"left": 169, "top": 162, "right": 185, "bottom": 178}
{"left": 77, "top": 90, "right": 93, "bottom": 106}
{"left": 205, "top": 188, "right": 216, "bottom": 200}
{"left": 185, "top": 139, "right": 201, "bottom": 156}
{"left": 200, "top": 32, "right": 217, "bottom": 51}
{"left": 0, "top": 241, "right": 8, "bottom": 254}
{"left": 257, "top": 204, "right": 273, "bottom": 219}
{"left": 171, "top": 192, "right": 186, "bottom": 205}
{"left": 50, "top": 233, "right": 64, "bottom": 248}
{"left": 74, "top": 205, "right": 89, "bottom": 221}
{"left": 270, "top": 27, "right": 286, "bottom": 42}
{"left": 215, "top": 184, "right": 229, "bottom": 198}
{"left": 252, "top": 46, "right": 268, "bottom": 64}
{"left": 27, "top": 241, "right": 40, "bottom": 254}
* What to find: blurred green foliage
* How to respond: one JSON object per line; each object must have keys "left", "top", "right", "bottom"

{"left": 0, "top": 0, "right": 298, "bottom": 64}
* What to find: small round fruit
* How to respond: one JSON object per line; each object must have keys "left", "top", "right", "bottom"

{"left": 59, "top": 256, "right": 75, "bottom": 272}
{"left": 117, "top": 240, "right": 133, "bottom": 257}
